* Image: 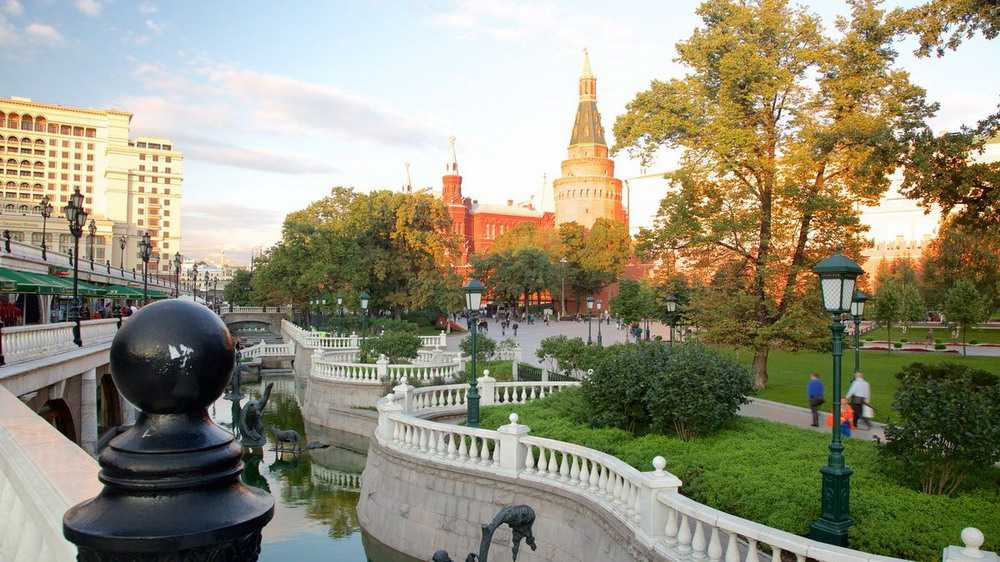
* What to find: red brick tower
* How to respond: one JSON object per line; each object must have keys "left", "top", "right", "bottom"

{"left": 442, "top": 136, "right": 472, "bottom": 267}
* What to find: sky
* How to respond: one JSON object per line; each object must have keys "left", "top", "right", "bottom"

{"left": 2, "top": 0, "right": 997, "bottom": 265}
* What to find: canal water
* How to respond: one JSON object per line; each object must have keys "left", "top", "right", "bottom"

{"left": 210, "top": 374, "right": 419, "bottom": 562}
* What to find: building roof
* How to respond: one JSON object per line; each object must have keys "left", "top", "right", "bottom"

{"left": 570, "top": 100, "right": 607, "bottom": 146}
{"left": 470, "top": 202, "right": 546, "bottom": 219}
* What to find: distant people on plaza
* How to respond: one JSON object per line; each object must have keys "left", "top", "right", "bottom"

{"left": 806, "top": 372, "right": 824, "bottom": 427}
{"left": 826, "top": 397, "right": 855, "bottom": 437}
{"left": 130, "top": 304, "right": 138, "bottom": 315}
{"left": 80, "top": 304, "right": 91, "bottom": 319}
{"left": 846, "top": 372, "right": 872, "bottom": 429}
{"left": 478, "top": 319, "right": 488, "bottom": 332}
{"left": 512, "top": 321, "right": 519, "bottom": 337}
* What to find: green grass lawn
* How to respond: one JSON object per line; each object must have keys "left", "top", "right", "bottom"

{"left": 862, "top": 326, "right": 1000, "bottom": 344}
{"left": 481, "top": 389, "right": 1000, "bottom": 561}
{"left": 721, "top": 347, "right": 1000, "bottom": 421}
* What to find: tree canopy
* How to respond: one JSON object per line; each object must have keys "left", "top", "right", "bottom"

{"left": 613, "top": 0, "right": 934, "bottom": 388}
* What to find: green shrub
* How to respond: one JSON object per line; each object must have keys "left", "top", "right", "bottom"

{"left": 461, "top": 333, "right": 496, "bottom": 362}
{"left": 480, "top": 391, "right": 1000, "bottom": 561}
{"left": 536, "top": 335, "right": 603, "bottom": 376}
{"left": 581, "top": 342, "right": 666, "bottom": 432}
{"left": 970, "top": 339, "right": 979, "bottom": 345}
{"left": 369, "top": 318, "right": 420, "bottom": 334}
{"left": 934, "top": 338, "right": 942, "bottom": 344}
{"left": 893, "top": 342, "right": 903, "bottom": 348}
{"left": 646, "top": 343, "right": 754, "bottom": 440}
{"left": 934, "top": 343, "right": 946, "bottom": 350}
{"left": 359, "top": 330, "right": 421, "bottom": 363}
{"left": 878, "top": 363, "right": 1000, "bottom": 496}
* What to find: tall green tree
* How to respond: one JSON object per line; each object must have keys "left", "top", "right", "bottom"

{"left": 610, "top": 279, "right": 657, "bottom": 326}
{"left": 873, "top": 280, "right": 903, "bottom": 352}
{"left": 223, "top": 269, "right": 254, "bottom": 306}
{"left": 889, "top": 0, "right": 1000, "bottom": 57}
{"left": 471, "top": 249, "right": 555, "bottom": 313}
{"left": 944, "top": 279, "right": 991, "bottom": 355}
{"left": 897, "top": 282, "right": 926, "bottom": 335}
{"left": 613, "top": 0, "right": 934, "bottom": 388}
{"left": 559, "top": 219, "right": 631, "bottom": 311}
{"left": 921, "top": 217, "right": 1000, "bottom": 309}
{"left": 489, "top": 222, "right": 564, "bottom": 256}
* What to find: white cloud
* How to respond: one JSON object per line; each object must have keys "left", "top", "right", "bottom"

{"left": 181, "top": 201, "right": 284, "bottom": 260}
{"left": 2, "top": 0, "right": 22, "bottom": 16}
{"left": 74, "top": 0, "right": 101, "bottom": 16}
{"left": 144, "top": 19, "right": 163, "bottom": 34}
{"left": 0, "top": 16, "right": 15, "bottom": 46}
{"left": 138, "top": 1, "right": 157, "bottom": 14}
{"left": 25, "top": 22, "right": 63, "bottom": 44}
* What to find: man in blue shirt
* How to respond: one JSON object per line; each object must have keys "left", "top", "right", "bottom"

{"left": 807, "top": 373, "right": 825, "bottom": 427}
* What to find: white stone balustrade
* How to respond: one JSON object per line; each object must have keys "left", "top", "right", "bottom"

{"left": 374, "top": 380, "right": 996, "bottom": 562}
{"left": 418, "top": 331, "right": 448, "bottom": 349}
{"left": 2, "top": 318, "right": 125, "bottom": 365}
{"left": 238, "top": 342, "right": 294, "bottom": 361}
{"left": 309, "top": 465, "right": 363, "bottom": 491}
{"left": 0, "top": 385, "right": 100, "bottom": 562}
{"left": 78, "top": 318, "right": 120, "bottom": 345}
{"left": 227, "top": 305, "right": 290, "bottom": 314}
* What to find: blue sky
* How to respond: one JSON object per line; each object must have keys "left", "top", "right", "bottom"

{"left": 2, "top": 0, "right": 997, "bottom": 264}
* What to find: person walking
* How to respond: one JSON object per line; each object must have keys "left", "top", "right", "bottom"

{"left": 845, "top": 372, "right": 871, "bottom": 429}
{"left": 807, "top": 372, "right": 825, "bottom": 427}
{"left": 512, "top": 321, "right": 519, "bottom": 337}
{"left": 826, "top": 397, "right": 855, "bottom": 437}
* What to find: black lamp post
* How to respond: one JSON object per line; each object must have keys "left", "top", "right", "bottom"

{"left": 850, "top": 290, "right": 867, "bottom": 375}
{"left": 809, "top": 251, "right": 863, "bottom": 547}
{"left": 360, "top": 291, "right": 370, "bottom": 337}
{"left": 213, "top": 276, "right": 219, "bottom": 311}
{"left": 173, "top": 253, "right": 182, "bottom": 298}
{"left": 62, "top": 188, "right": 87, "bottom": 347}
{"left": 464, "top": 278, "right": 484, "bottom": 427}
{"left": 665, "top": 294, "right": 678, "bottom": 346}
{"left": 586, "top": 295, "right": 594, "bottom": 345}
{"left": 118, "top": 234, "right": 126, "bottom": 271}
{"left": 139, "top": 231, "right": 152, "bottom": 305}
{"left": 559, "top": 256, "right": 568, "bottom": 320}
{"left": 63, "top": 300, "right": 274, "bottom": 560}
{"left": 88, "top": 218, "right": 97, "bottom": 270}
{"left": 191, "top": 265, "right": 198, "bottom": 303}
{"left": 596, "top": 301, "right": 603, "bottom": 346}
{"left": 40, "top": 195, "right": 53, "bottom": 260}
{"left": 337, "top": 296, "right": 344, "bottom": 335}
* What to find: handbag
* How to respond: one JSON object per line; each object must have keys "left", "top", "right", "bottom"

{"left": 862, "top": 404, "right": 875, "bottom": 419}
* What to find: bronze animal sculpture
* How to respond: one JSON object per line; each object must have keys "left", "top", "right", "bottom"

{"left": 431, "top": 505, "right": 536, "bottom": 562}
{"left": 238, "top": 382, "right": 273, "bottom": 448}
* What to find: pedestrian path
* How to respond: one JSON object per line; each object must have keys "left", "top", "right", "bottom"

{"left": 740, "top": 398, "right": 885, "bottom": 441}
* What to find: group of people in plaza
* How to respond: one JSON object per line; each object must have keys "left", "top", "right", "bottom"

{"left": 807, "top": 371, "right": 874, "bottom": 436}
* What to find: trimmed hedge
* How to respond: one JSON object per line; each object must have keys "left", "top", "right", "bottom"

{"left": 480, "top": 389, "right": 1000, "bottom": 562}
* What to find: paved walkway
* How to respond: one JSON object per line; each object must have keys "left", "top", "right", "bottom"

{"left": 741, "top": 398, "right": 885, "bottom": 441}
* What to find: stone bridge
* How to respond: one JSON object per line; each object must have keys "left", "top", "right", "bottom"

{"left": 220, "top": 306, "right": 289, "bottom": 345}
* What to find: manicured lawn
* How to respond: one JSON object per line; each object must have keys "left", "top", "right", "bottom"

{"left": 863, "top": 326, "right": 1000, "bottom": 344}
{"left": 481, "top": 389, "right": 1000, "bottom": 562}
{"left": 721, "top": 348, "right": 1000, "bottom": 421}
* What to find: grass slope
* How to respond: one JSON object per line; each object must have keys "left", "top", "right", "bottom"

{"left": 480, "top": 389, "right": 999, "bottom": 562}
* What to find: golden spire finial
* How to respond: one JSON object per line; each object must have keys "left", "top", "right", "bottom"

{"left": 582, "top": 48, "right": 593, "bottom": 78}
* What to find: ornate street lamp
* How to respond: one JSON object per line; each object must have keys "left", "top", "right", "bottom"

{"left": 62, "top": 188, "right": 87, "bottom": 347}
{"left": 203, "top": 270, "right": 210, "bottom": 307}
{"left": 464, "top": 278, "right": 484, "bottom": 427}
{"left": 809, "top": 251, "right": 863, "bottom": 547}
{"left": 119, "top": 234, "right": 127, "bottom": 270}
{"left": 337, "top": 295, "right": 344, "bottom": 335}
{"left": 213, "top": 276, "right": 219, "bottom": 311}
{"left": 586, "top": 296, "right": 594, "bottom": 345}
{"left": 559, "top": 256, "right": 568, "bottom": 320}
{"left": 665, "top": 294, "right": 678, "bottom": 347}
{"left": 850, "top": 290, "right": 868, "bottom": 374}
{"left": 359, "top": 291, "right": 370, "bottom": 337}
{"left": 138, "top": 232, "right": 152, "bottom": 305}
{"left": 190, "top": 265, "right": 199, "bottom": 304}
{"left": 596, "top": 301, "right": 603, "bottom": 346}
{"left": 88, "top": 219, "right": 97, "bottom": 270}
{"left": 173, "top": 253, "right": 182, "bottom": 298}
{"left": 40, "top": 195, "right": 53, "bottom": 260}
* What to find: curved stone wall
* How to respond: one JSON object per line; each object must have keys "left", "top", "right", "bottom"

{"left": 359, "top": 439, "right": 665, "bottom": 562}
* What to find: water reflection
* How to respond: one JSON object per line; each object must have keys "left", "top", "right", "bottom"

{"left": 210, "top": 375, "right": 419, "bottom": 562}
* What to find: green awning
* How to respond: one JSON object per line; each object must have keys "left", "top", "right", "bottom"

{"left": 44, "top": 275, "right": 111, "bottom": 298}
{"left": 102, "top": 284, "right": 145, "bottom": 298}
{"left": 0, "top": 268, "right": 72, "bottom": 295}
{"left": 148, "top": 288, "right": 170, "bottom": 299}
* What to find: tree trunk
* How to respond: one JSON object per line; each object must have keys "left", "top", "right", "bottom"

{"left": 752, "top": 345, "right": 769, "bottom": 390}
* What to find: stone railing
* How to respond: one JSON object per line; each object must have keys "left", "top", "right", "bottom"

{"left": 310, "top": 465, "right": 363, "bottom": 491}
{"left": 225, "top": 305, "right": 289, "bottom": 314}
{"left": 2, "top": 318, "right": 125, "bottom": 365}
{"left": 282, "top": 319, "right": 448, "bottom": 352}
{"left": 0, "top": 384, "right": 100, "bottom": 562}
{"left": 418, "top": 332, "right": 447, "bottom": 348}
{"left": 238, "top": 342, "right": 294, "bottom": 361}
{"left": 311, "top": 352, "right": 463, "bottom": 385}
{"left": 375, "top": 380, "right": 996, "bottom": 562}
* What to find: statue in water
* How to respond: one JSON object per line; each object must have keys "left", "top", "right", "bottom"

{"left": 238, "top": 382, "right": 273, "bottom": 449}
{"left": 432, "top": 505, "right": 536, "bottom": 562}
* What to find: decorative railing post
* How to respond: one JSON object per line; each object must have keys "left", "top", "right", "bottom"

{"left": 943, "top": 529, "right": 998, "bottom": 562}
{"left": 496, "top": 412, "right": 530, "bottom": 477}
{"left": 512, "top": 346, "right": 521, "bottom": 381}
{"left": 438, "top": 330, "right": 447, "bottom": 348}
{"left": 63, "top": 299, "right": 274, "bottom": 561}
{"left": 376, "top": 393, "right": 403, "bottom": 442}
{"left": 393, "top": 376, "right": 415, "bottom": 414}
{"left": 636, "top": 456, "right": 683, "bottom": 545}
{"left": 478, "top": 370, "right": 496, "bottom": 406}
{"left": 376, "top": 354, "right": 390, "bottom": 382}
{"left": 350, "top": 331, "right": 359, "bottom": 349}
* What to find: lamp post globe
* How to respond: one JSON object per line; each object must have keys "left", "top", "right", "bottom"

{"left": 850, "top": 290, "right": 868, "bottom": 374}
{"left": 665, "top": 294, "right": 678, "bottom": 346}
{"left": 336, "top": 296, "right": 344, "bottom": 335}
{"left": 809, "top": 250, "right": 863, "bottom": 547}
{"left": 62, "top": 188, "right": 87, "bottom": 346}
{"left": 463, "top": 278, "right": 484, "bottom": 427}
{"left": 586, "top": 295, "right": 594, "bottom": 345}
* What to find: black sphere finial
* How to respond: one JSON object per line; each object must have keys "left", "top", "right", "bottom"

{"left": 111, "top": 299, "right": 234, "bottom": 414}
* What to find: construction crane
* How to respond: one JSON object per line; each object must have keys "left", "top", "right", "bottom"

{"left": 622, "top": 170, "right": 671, "bottom": 236}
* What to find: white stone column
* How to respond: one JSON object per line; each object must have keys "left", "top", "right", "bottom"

{"left": 477, "top": 371, "right": 496, "bottom": 407}
{"left": 637, "top": 456, "right": 683, "bottom": 545}
{"left": 393, "top": 377, "right": 415, "bottom": 414}
{"left": 375, "top": 394, "right": 403, "bottom": 443}
{"left": 496, "top": 413, "right": 530, "bottom": 477}
{"left": 80, "top": 368, "right": 98, "bottom": 455}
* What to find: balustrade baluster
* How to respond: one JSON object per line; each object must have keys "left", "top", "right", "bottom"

{"left": 588, "top": 461, "right": 600, "bottom": 490}
{"left": 546, "top": 448, "right": 559, "bottom": 477}
{"left": 558, "top": 451, "right": 570, "bottom": 481}
{"left": 479, "top": 438, "right": 490, "bottom": 464}
{"left": 469, "top": 434, "right": 479, "bottom": 461}
{"left": 536, "top": 447, "right": 547, "bottom": 476}
{"left": 691, "top": 519, "right": 707, "bottom": 560}
{"left": 436, "top": 431, "right": 447, "bottom": 457}
{"left": 771, "top": 547, "right": 783, "bottom": 562}
{"left": 458, "top": 434, "right": 469, "bottom": 461}
{"left": 570, "top": 455, "right": 580, "bottom": 484}
{"left": 744, "top": 539, "right": 760, "bottom": 562}
{"left": 676, "top": 513, "right": 692, "bottom": 554}
{"left": 597, "top": 463, "right": 608, "bottom": 494}
{"left": 724, "top": 533, "right": 740, "bottom": 562}
{"left": 578, "top": 457, "right": 590, "bottom": 488}
{"left": 707, "top": 528, "right": 723, "bottom": 562}
{"left": 491, "top": 439, "right": 500, "bottom": 468}
{"left": 663, "top": 506, "right": 679, "bottom": 546}
{"left": 524, "top": 444, "right": 535, "bottom": 472}
{"left": 632, "top": 485, "right": 641, "bottom": 523}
